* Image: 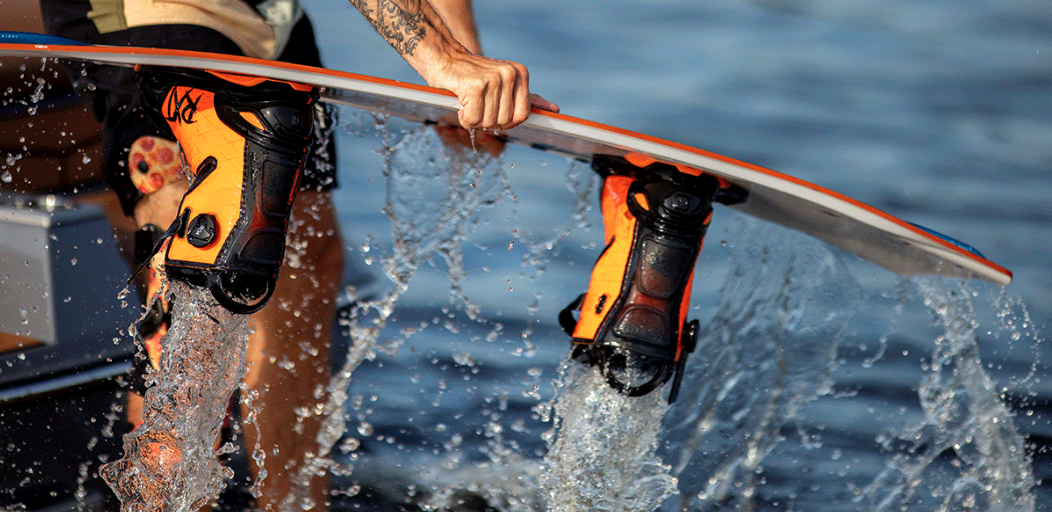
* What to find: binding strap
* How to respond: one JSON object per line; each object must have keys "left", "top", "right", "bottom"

{"left": 137, "top": 67, "right": 317, "bottom": 314}
{"left": 565, "top": 154, "right": 723, "bottom": 402}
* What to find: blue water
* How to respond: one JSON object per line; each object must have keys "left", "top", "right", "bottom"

{"left": 301, "top": 1, "right": 1050, "bottom": 510}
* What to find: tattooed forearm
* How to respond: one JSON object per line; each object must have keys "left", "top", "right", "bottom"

{"left": 349, "top": 0, "right": 433, "bottom": 55}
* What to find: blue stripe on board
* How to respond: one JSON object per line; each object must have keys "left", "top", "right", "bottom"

{"left": 909, "top": 223, "right": 986, "bottom": 259}
{"left": 0, "top": 31, "right": 87, "bottom": 46}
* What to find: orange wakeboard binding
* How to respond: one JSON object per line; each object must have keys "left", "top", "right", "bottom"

{"left": 561, "top": 154, "right": 743, "bottom": 403}
{"left": 138, "top": 67, "right": 317, "bottom": 314}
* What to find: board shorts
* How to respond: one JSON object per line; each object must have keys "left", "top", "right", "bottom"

{"left": 39, "top": 0, "right": 338, "bottom": 215}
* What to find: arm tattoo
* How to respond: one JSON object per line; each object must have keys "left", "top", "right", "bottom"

{"left": 350, "top": 0, "right": 432, "bottom": 56}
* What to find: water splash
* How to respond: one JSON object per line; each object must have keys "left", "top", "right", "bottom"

{"left": 102, "top": 281, "right": 249, "bottom": 512}
{"left": 861, "top": 278, "right": 1034, "bottom": 512}
{"left": 543, "top": 361, "right": 676, "bottom": 512}
{"left": 244, "top": 112, "right": 1041, "bottom": 511}
{"left": 418, "top": 456, "right": 547, "bottom": 512}
{"left": 287, "top": 283, "right": 406, "bottom": 511}
{"left": 294, "top": 121, "right": 515, "bottom": 505}
{"left": 382, "top": 124, "right": 508, "bottom": 317}
{"left": 512, "top": 159, "right": 597, "bottom": 282}
{"left": 654, "top": 219, "right": 860, "bottom": 511}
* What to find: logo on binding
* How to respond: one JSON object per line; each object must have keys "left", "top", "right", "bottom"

{"left": 186, "top": 214, "right": 218, "bottom": 248}
{"left": 164, "top": 88, "right": 203, "bottom": 125}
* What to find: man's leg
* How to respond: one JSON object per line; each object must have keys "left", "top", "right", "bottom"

{"left": 241, "top": 190, "right": 343, "bottom": 512}
{"left": 41, "top": 5, "right": 345, "bottom": 507}
{"left": 131, "top": 68, "right": 341, "bottom": 509}
{"left": 125, "top": 187, "right": 341, "bottom": 511}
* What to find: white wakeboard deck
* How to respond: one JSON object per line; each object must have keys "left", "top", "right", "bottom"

{"left": 0, "top": 31, "right": 1011, "bottom": 286}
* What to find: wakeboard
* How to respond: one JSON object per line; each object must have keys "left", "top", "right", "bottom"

{"left": 0, "top": 31, "right": 1012, "bottom": 286}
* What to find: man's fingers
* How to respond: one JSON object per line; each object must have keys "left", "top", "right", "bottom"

{"left": 487, "top": 66, "right": 509, "bottom": 128}
{"left": 496, "top": 66, "right": 517, "bottom": 128}
{"left": 503, "top": 62, "right": 531, "bottom": 130}
{"left": 529, "top": 93, "right": 560, "bottom": 114}
{"left": 457, "top": 100, "right": 480, "bottom": 130}
{"left": 480, "top": 62, "right": 517, "bottom": 129}
{"left": 455, "top": 74, "right": 488, "bottom": 129}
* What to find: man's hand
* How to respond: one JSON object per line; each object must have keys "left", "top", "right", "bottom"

{"left": 348, "top": 0, "right": 558, "bottom": 131}
{"left": 421, "top": 52, "right": 539, "bottom": 131}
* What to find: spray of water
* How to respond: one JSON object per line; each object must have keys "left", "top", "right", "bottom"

{"left": 382, "top": 123, "right": 509, "bottom": 314}
{"left": 862, "top": 278, "right": 1034, "bottom": 512}
{"left": 88, "top": 113, "right": 1041, "bottom": 512}
{"left": 101, "top": 281, "right": 248, "bottom": 512}
{"left": 637, "top": 220, "right": 854, "bottom": 511}
{"left": 543, "top": 361, "right": 677, "bottom": 512}
{"left": 292, "top": 121, "right": 513, "bottom": 505}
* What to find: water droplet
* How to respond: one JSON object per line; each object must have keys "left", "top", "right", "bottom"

{"left": 453, "top": 353, "right": 475, "bottom": 366}
{"left": 357, "top": 422, "right": 373, "bottom": 437}
{"left": 70, "top": 258, "right": 78, "bottom": 266}
{"left": 339, "top": 437, "right": 360, "bottom": 454}
{"left": 0, "top": 170, "right": 11, "bottom": 183}
{"left": 18, "top": 306, "right": 28, "bottom": 325}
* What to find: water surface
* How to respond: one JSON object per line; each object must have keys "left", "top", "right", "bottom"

{"left": 279, "top": 0, "right": 1051, "bottom": 509}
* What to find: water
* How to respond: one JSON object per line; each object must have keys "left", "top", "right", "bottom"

{"left": 655, "top": 222, "right": 859, "bottom": 511}
{"left": 3, "top": 0, "right": 1047, "bottom": 510}
{"left": 861, "top": 279, "right": 1033, "bottom": 511}
{"left": 543, "top": 362, "right": 675, "bottom": 511}
{"left": 311, "top": 118, "right": 1047, "bottom": 511}
{"left": 297, "top": 0, "right": 1050, "bottom": 510}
